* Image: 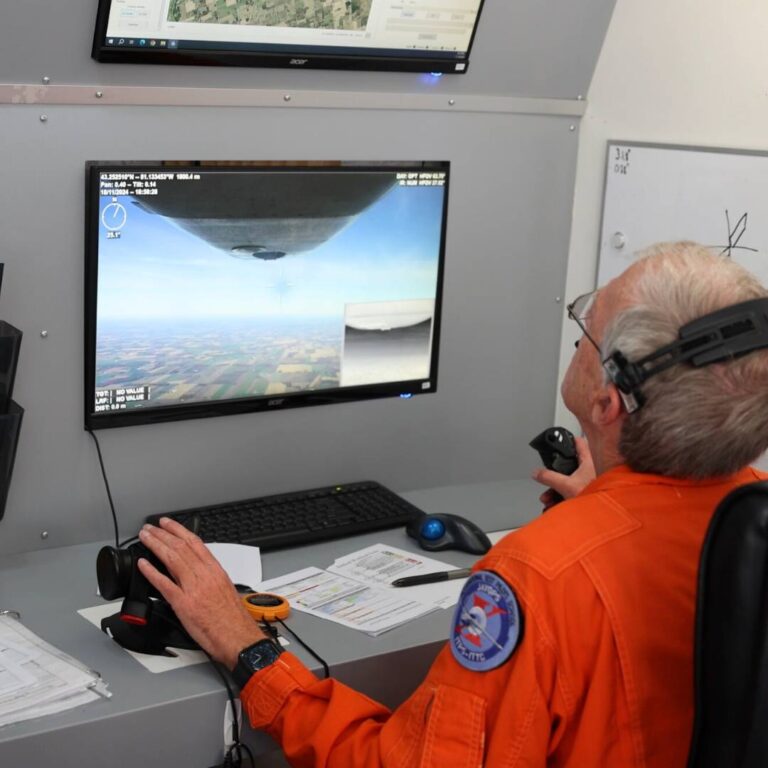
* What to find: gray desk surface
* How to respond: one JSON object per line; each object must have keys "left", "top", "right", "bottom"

{"left": 0, "top": 479, "right": 540, "bottom": 767}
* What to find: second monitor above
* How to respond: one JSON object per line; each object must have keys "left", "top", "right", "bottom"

{"left": 92, "top": 0, "right": 486, "bottom": 73}
{"left": 84, "top": 160, "right": 449, "bottom": 430}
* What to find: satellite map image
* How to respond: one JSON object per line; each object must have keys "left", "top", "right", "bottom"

{"left": 168, "top": 0, "right": 373, "bottom": 30}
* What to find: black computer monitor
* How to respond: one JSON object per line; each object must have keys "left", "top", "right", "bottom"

{"left": 84, "top": 161, "right": 449, "bottom": 429}
{"left": 91, "top": 0, "right": 485, "bottom": 74}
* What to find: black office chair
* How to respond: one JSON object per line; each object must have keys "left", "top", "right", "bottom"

{"left": 687, "top": 480, "right": 768, "bottom": 768}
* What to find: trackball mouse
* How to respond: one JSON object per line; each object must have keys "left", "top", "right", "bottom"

{"left": 406, "top": 513, "right": 492, "bottom": 555}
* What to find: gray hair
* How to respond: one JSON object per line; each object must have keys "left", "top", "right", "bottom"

{"left": 602, "top": 241, "right": 768, "bottom": 478}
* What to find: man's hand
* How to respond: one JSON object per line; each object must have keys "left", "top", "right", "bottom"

{"left": 531, "top": 436, "right": 596, "bottom": 510}
{"left": 137, "top": 518, "right": 266, "bottom": 669}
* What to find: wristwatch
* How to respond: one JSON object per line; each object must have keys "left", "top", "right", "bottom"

{"left": 232, "top": 638, "right": 284, "bottom": 689}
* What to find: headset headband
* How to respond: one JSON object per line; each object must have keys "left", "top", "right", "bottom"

{"left": 603, "top": 297, "right": 768, "bottom": 413}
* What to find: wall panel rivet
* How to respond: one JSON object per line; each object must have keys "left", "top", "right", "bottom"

{"left": 95, "top": 91, "right": 104, "bottom": 99}
{"left": 569, "top": 125, "right": 576, "bottom": 131}
{"left": 448, "top": 99, "right": 455, "bottom": 106}
{"left": 42, "top": 76, "right": 50, "bottom": 85}
{"left": 41, "top": 531, "right": 49, "bottom": 540}
{"left": 611, "top": 231, "right": 627, "bottom": 249}
{"left": 39, "top": 115, "right": 48, "bottom": 122}
{"left": 283, "top": 94, "right": 291, "bottom": 102}
{"left": 555, "top": 297, "right": 562, "bottom": 303}
{"left": 40, "top": 330, "right": 48, "bottom": 338}
{"left": 577, "top": 94, "right": 584, "bottom": 100}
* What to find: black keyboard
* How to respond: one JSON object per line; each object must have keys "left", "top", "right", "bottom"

{"left": 145, "top": 481, "right": 425, "bottom": 551}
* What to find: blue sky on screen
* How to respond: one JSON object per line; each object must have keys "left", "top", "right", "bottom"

{"left": 97, "top": 178, "right": 445, "bottom": 320}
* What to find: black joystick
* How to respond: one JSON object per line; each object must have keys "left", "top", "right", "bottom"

{"left": 96, "top": 514, "right": 201, "bottom": 655}
{"left": 529, "top": 427, "right": 579, "bottom": 504}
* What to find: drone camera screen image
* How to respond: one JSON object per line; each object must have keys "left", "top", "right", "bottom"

{"left": 84, "top": 161, "right": 449, "bottom": 429}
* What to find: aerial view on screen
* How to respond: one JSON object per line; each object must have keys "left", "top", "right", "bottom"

{"left": 93, "top": 167, "right": 446, "bottom": 415}
{"left": 167, "top": 0, "right": 373, "bottom": 29}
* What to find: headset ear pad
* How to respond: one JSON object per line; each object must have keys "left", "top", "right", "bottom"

{"left": 96, "top": 545, "right": 134, "bottom": 600}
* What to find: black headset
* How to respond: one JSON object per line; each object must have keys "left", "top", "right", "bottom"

{"left": 603, "top": 297, "right": 768, "bottom": 413}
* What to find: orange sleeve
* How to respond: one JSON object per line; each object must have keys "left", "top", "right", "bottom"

{"left": 240, "top": 608, "right": 568, "bottom": 768}
{"left": 240, "top": 652, "right": 393, "bottom": 767}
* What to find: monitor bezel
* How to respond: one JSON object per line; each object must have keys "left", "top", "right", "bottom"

{"left": 90, "top": 0, "right": 485, "bottom": 74}
{"left": 84, "top": 160, "right": 449, "bottom": 430}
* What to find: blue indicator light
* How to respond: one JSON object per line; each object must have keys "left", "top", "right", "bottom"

{"left": 418, "top": 72, "right": 443, "bottom": 85}
{"left": 399, "top": 393, "right": 413, "bottom": 399}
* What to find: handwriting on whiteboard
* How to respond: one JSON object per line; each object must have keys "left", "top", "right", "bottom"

{"left": 709, "top": 210, "right": 758, "bottom": 259}
{"left": 613, "top": 146, "right": 631, "bottom": 176}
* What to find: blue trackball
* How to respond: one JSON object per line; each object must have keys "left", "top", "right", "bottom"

{"left": 421, "top": 518, "right": 446, "bottom": 540}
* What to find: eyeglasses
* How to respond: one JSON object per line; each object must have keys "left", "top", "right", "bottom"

{"left": 566, "top": 289, "right": 601, "bottom": 352}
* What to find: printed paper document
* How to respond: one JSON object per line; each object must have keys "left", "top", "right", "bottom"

{"left": 329, "top": 543, "right": 470, "bottom": 609}
{"left": 0, "top": 612, "right": 110, "bottom": 728}
{"left": 260, "top": 566, "right": 437, "bottom": 636}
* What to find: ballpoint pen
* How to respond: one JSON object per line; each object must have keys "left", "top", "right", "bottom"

{"left": 391, "top": 568, "right": 472, "bottom": 587}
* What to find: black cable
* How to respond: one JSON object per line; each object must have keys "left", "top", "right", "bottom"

{"left": 203, "top": 651, "right": 255, "bottom": 768}
{"left": 225, "top": 741, "right": 255, "bottom": 768}
{"left": 86, "top": 430, "right": 255, "bottom": 765}
{"left": 87, "top": 428, "right": 120, "bottom": 547}
{"left": 276, "top": 618, "right": 330, "bottom": 679}
{"left": 161, "top": 610, "right": 254, "bottom": 768}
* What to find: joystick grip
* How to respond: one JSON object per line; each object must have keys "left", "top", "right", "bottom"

{"left": 529, "top": 427, "right": 579, "bottom": 503}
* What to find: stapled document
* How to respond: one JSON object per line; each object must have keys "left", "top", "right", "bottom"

{"left": 0, "top": 611, "right": 110, "bottom": 728}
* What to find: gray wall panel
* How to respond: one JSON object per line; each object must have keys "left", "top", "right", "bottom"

{"left": 0, "top": 0, "right": 617, "bottom": 99}
{"left": 0, "top": 105, "right": 577, "bottom": 554}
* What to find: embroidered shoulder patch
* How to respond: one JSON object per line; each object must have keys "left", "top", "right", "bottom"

{"left": 450, "top": 570, "right": 522, "bottom": 672}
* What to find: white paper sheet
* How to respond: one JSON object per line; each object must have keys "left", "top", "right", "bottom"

{"left": 206, "top": 542, "right": 262, "bottom": 590}
{"left": 487, "top": 528, "right": 519, "bottom": 546}
{"left": 0, "top": 613, "right": 109, "bottom": 728}
{"left": 260, "top": 566, "right": 437, "bottom": 636}
{"left": 0, "top": 641, "right": 37, "bottom": 695}
{"left": 78, "top": 603, "right": 209, "bottom": 673}
{"left": 329, "top": 544, "right": 470, "bottom": 609}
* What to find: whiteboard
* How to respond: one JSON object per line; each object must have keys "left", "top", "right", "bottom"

{"left": 598, "top": 142, "right": 768, "bottom": 288}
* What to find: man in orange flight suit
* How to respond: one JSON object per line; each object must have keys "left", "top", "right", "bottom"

{"left": 139, "top": 242, "right": 768, "bottom": 766}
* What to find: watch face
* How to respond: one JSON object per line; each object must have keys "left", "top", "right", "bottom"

{"left": 235, "top": 639, "right": 283, "bottom": 688}
{"left": 242, "top": 641, "right": 281, "bottom": 668}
